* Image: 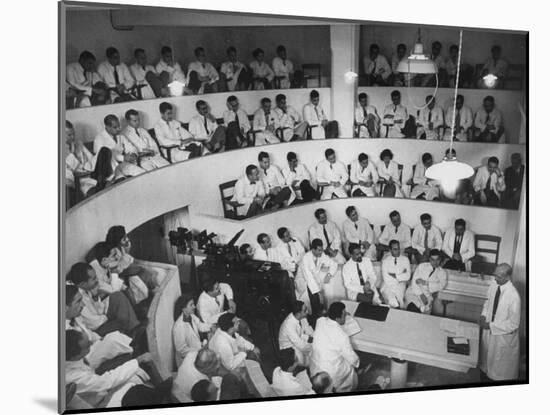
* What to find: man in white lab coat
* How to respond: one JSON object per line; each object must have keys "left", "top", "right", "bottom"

{"left": 272, "top": 45, "right": 295, "bottom": 89}
{"left": 187, "top": 47, "right": 220, "bottom": 94}
{"left": 155, "top": 46, "right": 187, "bottom": 86}
{"left": 350, "top": 153, "right": 379, "bottom": 197}
{"left": 479, "top": 263, "right": 521, "bottom": 381}
{"left": 220, "top": 46, "right": 250, "bottom": 92}
{"left": 250, "top": 48, "right": 275, "bottom": 90}
{"left": 404, "top": 249, "right": 447, "bottom": 314}
{"left": 129, "top": 48, "right": 167, "bottom": 99}
{"left": 258, "top": 151, "right": 294, "bottom": 208}
{"left": 342, "top": 205, "right": 377, "bottom": 261}
{"left": 410, "top": 213, "right": 443, "bottom": 264}
{"left": 223, "top": 95, "right": 251, "bottom": 150}
{"left": 97, "top": 47, "right": 137, "bottom": 103}
{"left": 310, "top": 302, "right": 360, "bottom": 392}
{"left": 382, "top": 90, "right": 408, "bottom": 138}
{"left": 308, "top": 208, "right": 346, "bottom": 264}
{"left": 188, "top": 100, "right": 226, "bottom": 153}
{"left": 282, "top": 152, "right": 317, "bottom": 203}
{"left": 275, "top": 227, "right": 306, "bottom": 278}
{"left": 377, "top": 210, "right": 413, "bottom": 258}
{"left": 303, "top": 90, "right": 339, "bottom": 139}
{"left": 442, "top": 218, "right": 476, "bottom": 271}
{"left": 122, "top": 109, "right": 170, "bottom": 171}
{"left": 252, "top": 97, "right": 281, "bottom": 145}
{"left": 316, "top": 148, "right": 349, "bottom": 200}
{"left": 231, "top": 165, "right": 268, "bottom": 217}
{"left": 172, "top": 348, "right": 222, "bottom": 403}
{"left": 363, "top": 43, "right": 391, "bottom": 86}
{"left": 196, "top": 279, "right": 237, "bottom": 330}
{"left": 443, "top": 94, "right": 473, "bottom": 142}
{"left": 416, "top": 95, "right": 444, "bottom": 140}
{"left": 66, "top": 51, "right": 108, "bottom": 107}
{"left": 278, "top": 301, "right": 314, "bottom": 366}
{"left": 342, "top": 243, "right": 381, "bottom": 304}
{"left": 380, "top": 240, "right": 411, "bottom": 308}
{"left": 473, "top": 96, "right": 505, "bottom": 143}
{"left": 253, "top": 233, "right": 281, "bottom": 263}
{"left": 274, "top": 93, "right": 308, "bottom": 141}
{"left": 272, "top": 348, "right": 315, "bottom": 397}
{"left": 355, "top": 93, "right": 380, "bottom": 138}
{"left": 65, "top": 120, "right": 97, "bottom": 200}
{"left": 473, "top": 156, "right": 506, "bottom": 207}
{"left": 410, "top": 153, "right": 441, "bottom": 201}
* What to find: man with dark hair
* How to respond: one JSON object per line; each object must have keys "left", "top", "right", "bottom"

{"left": 274, "top": 94, "right": 308, "bottom": 141}
{"left": 272, "top": 45, "right": 295, "bottom": 89}
{"left": 278, "top": 301, "right": 314, "bottom": 366}
{"left": 223, "top": 95, "right": 251, "bottom": 149}
{"left": 303, "top": 90, "right": 339, "bottom": 138}
{"left": 189, "top": 373, "right": 245, "bottom": 402}
{"left": 281, "top": 152, "right": 317, "bottom": 202}
{"left": 275, "top": 227, "right": 306, "bottom": 278}
{"left": 502, "top": 153, "right": 525, "bottom": 209}
{"left": 363, "top": 43, "right": 391, "bottom": 86}
{"left": 310, "top": 302, "right": 360, "bottom": 392}
{"left": 411, "top": 213, "right": 443, "bottom": 264}
{"left": 253, "top": 233, "right": 280, "bottom": 262}
{"left": 421, "top": 41, "right": 446, "bottom": 87}
{"left": 316, "top": 148, "right": 349, "bottom": 200}
{"left": 350, "top": 152, "right": 379, "bottom": 197}
{"left": 382, "top": 90, "right": 408, "bottom": 138}
{"left": 391, "top": 43, "right": 410, "bottom": 86}
{"left": 232, "top": 164, "right": 267, "bottom": 217}
{"left": 97, "top": 46, "right": 137, "bottom": 103}
{"left": 442, "top": 218, "right": 476, "bottom": 271}
{"left": 155, "top": 46, "right": 186, "bottom": 86}
{"left": 443, "top": 94, "right": 473, "bottom": 142}
{"left": 342, "top": 205, "right": 377, "bottom": 261}
{"left": 253, "top": 97, "right": 281, "bottom": 145}
{"left": 122, "top": 109, "right": 169, "bottom": 171}
{"left": 308, "top": 208, "right": 345, "bottom": 263}
{"left": 416, "top": 95, "right": 444, "bottom": 140}
{"left": 473, "top": 156, "right": 506, "bottom": 206}
{"left": 311, "top": 371, "right": 334, "bottom": 394}
{"left": 189, "top": 100, "right": 226, "bottom": 153}
{"left": 190, "top": 379, "right": 219, "bottom": 402}
{"left": 410, "top": 152, "right": 441, "bottom": 201}
{"left": 405, "top": 249, "right": 448, "bottom": 313}
{"left": 196, "top": 279, "right": 236, "bottom": 329}
{"left": 238, "top": 243, "right": 255, "bottom": 261}
{"left": 129, "top": 48, "right": 168, "bottom": 99}
{"left": 473, "top": 96, "right": 505, "bottom": 142}
{"left": 187, "top": 47, "right": 220, "bottom": 94}
{"left": 88, "top": 241, "right": 127, "bottom": 295}
{"left": 380, "top": 240, "right": 411, "bottom": 308}
{"left": 445, "top": 44, "right": 474, "bottom": 88}
{"left": 220, "top": 46, "right": 250, "bottom": 92}
{"left": 65, "top": 120, "right": 97, "bottom": 202}
{"left": 258, "top": 151, "right": 294, "bottom": 209}
{"left": 343, "top": 243, "right": 380, "bottom": 304}
{"left": 66, "top": 50, "right": 107, "bottom": 107}
{"left": 377, "top": 210, "right": 412, "bottom": 258}
{"left": 250, "top": 48, "right": 274, "bottom": 90}
{"left": 272, "top": 348, "right": 314, "bottom": 396}
{"left": 355, "top": 93, "right": 380, "bottom": 138}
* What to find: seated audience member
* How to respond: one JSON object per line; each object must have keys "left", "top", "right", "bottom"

{"left": 442, "top": 218, "right": 475, "bottom": 271}
{"left": 129, "top": 48, "right": 168, "bottom": 99}
{"left": 282, "top": 152, "right": 317, "bottom": 203}
{"left": 223, "top": 95, "right": 251, "bottom": 149}
{"left": 355, "top": 93, "right": 380, "bottom": 138}
{"left": 308, "top": 208, "right": 345, "bottom": 264}
{"left": 377, "top": 210, "right": 412, "bottom": 257}
{"left": 232, "top": 164, "right": 268, "bottom": 217}
{"left": 502, "top": 153, "right": 525, "bottom": 209}
{"left": 239, "top": 244, "right": 255, "bottom": 262}
{"left": 417, "top": 95, "right": 444, "bottom": 140}
{"left": 278, "top": 301, "right": 314, "bottom": 366}
{"left": 410, "top": 153, "right": 441, "bottom": 201}
{"left": 197, "top": 279, "right": 237, "bottom": 329}
{"left": 377, "top": 149, "right": 404, "bottom": 198}
{"left": 190, "top": 374, "right": 246, "bottom": 402}
{"left": 173, "top": 293, "right": 211, "bottom": 368}
{"left": 473, "top": 96, "right": 504, "bottom": 142}
{"left": 275, "top": 94, "right": 308, "bottom": 141}
{"left": 350, "top": 153, "right": 379, "bottom": 197}
{"left": 391, "top": 43, "right": 413, "bottom": 86}
{"left": 311, "top": 372, "right": 334, "bottom": 394}
{"left": 363, "top": 43, "right": 391, "bottom": 86}
{"left": 443, "top": 94, "right": 473, "bottom": 141}
{"left": 252, "top": 97, "right": 281, "bottom": 145}
{"left": 316, "top": 148, "right": 349, "bottom": 200}
{"left": 94, "top": 114, "right": 146, "bottom": 178}
{"left": 189, "top": 100, "right": 226, "bottom": 153}
{"left": 343, "top": 243, "right": 381, "bottom": 304}
{"left": 420, "top": 41, "right": 446, "bottom": 87}
{"left": 275, "top": 227, "right": 306, "bottom": 278}
{"left": 258, "top": 151, "right": 294, "bottom": 208}
{"left": 382, "top": 90, "right": 409, "bottom": 138}
{"left": 342, "top": 206, "right": 377, "bottom": 261}
{"left": 411, "top": 213, "right": 443, "bottom": 264}
{"left": 209, "top": 313, "right": 259, "bottom": 372}
{"left": 65, "top": 121, "right": 97, "bottom": 201}
{"left": 88, "top": 241, "right": 127, "bottom": 295}
{"left": 172, "top": 348, "right": 222, "bottom": 403}
{"left": 249, "top": 48, "right": 275, "bottom": 90}
{"left": 65, "top": 330, "right": 150, "bottom": 407}
{"left": 473, "top": 156, "right": 506, "bottom": 207}
{"left": 119, "top": 381, "right": 174, "bottom": 408}
{"left": 272, "top": 348, "right": 315, "bottom": 397}
{"left": 155, "top": 46, "right": 187, "bottom": 86}
{"left": 122, "top": 109, "right": 170, "bottom": 171}
{"left": 381, "top": 240, "right": 411, "bottom": 308}
{"left": 310, "top": 302, "right": 360, "bottom": 392}
{"left": 187, "top": 47, "right": 220, "bottom": 94}
{"left": 220, "top": 46, "right": 250, "bottom": 92}
{"left": 86, "top": 147, "right": 118, "bottom": 196}
{"left": 303, "top": 90, "right": 339, "bottom": 139}
{"left": 478, "top": 45, "right": 508, "bottom": 89}
{"left": 154, "top": 102, "right": 201, "bottom": 161}
{"left": 253, "top": 233, "right": 281, "bottom": 262}
{"left": 445, "top": 44, "right": 474, "bottom": 88}
{"left": 299, "top": 239, "right": 338, "bottom": 319}
{"left": 272, "top": 45, "right": 295, "bottom": 89}
{"left": 66, "top": 50, "right": 108, "bottom": 107}
{"left": 97, "top": 47, "right": 137, "bottom": 103}
{"left": 66, "top": 284, "right": 134, "bottom": 371}
{"left": 405, "top": 249, "right": 448, "bottom": 314}
{"left": 68, "top": 263, "right": 144, "bottom": 338}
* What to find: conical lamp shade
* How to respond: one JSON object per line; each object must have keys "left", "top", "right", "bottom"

{"left": 396, "top": 42, "right": 437, "bottom": 74}
{"left": 425, "top": 158, "right": 474, "bottom": 181}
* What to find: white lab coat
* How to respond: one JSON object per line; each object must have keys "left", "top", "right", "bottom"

{"left": 411, "top": 224, "right": 443, "bottom": 256}
{"left": 252, "top": 108, "right": 281, "bottom": 145}
{"left": 259, "top": 164, "right": 296, "bottom": 206}
{"left": 155, "top": 59, "right": 186, "bottom": 83}
{"left": 208, "top": 329, "right": 255, "bottom": 371}
{"left": 342, "top": 257, "right": 381, "bottom": 303}
{"left": 378, "top": 222, "right": 412, "bottom": 251}
{"left": 78, "top": 288, "right": 109, "bottom": 331}
{"left": 299, "top": 251, "right": 338, "bottom": 296}
{"left": 249, "top": 61, "right": 275, "bottom": 90}
{"left": 66, "top": 62, "right": 103, "bottom": 106}
{"left": 172, "top": 313, "right": 210, "bottom": 367}
{"left": 89, "top": 260, "right": 126, "bottom": 295}
{"left": 417, "top": 106, "right": 444, "bottom": 140}
{"left": 253, "top": 246, "right": 281, "bottom": 263}
{"left": 303, "top": 103, "right": 328, "bottom": 139}
{"left": 363, "top": 54, "right": 392, "bottom": 81}
{"left": 482, "top": 58, "right": 509, "bottom": 79}
{"left": 121, "top": 126, "right": 169, "bottom": 171}
{"left": 310, "top": 317, "right": 360, "bottom": 392}
{"left": 443, "top": 105, "right": 473, "bottom": 141}
{"left": 316, "top": 159, "right": 349, "bottom": 200}
{"left": 308, "top": 220, "right": 344, "bottom": 262}
{"left": 223, "top": 108, "right": 251, "bottom": 132}
{"left": 172, "top": 350, "right": 209, "bottom": 403}
{"left": 272, "top": 57, "right": 295, "bottom": 89}
{"left": 278, "top": 313, "right": 314, "bottom": 366}
{"left": 188, "top": 114, "right": 220, "bottom": 141}
{"left": 274, "top": 106, "right": 305, "bottom": 141}
{"left": 66, "top": 145, "right": 97, "bottom": 196}
{"left": 231, "top": 175, "right": 267, "bottom": 215}
{"left": 380, "top": 255, "right": 411, "bottom": 308}
{"left": 281, "top": 163, "right": 313, "bottom": 200}
{"left": 275, "top": 239, "right": 306, "bottom": 276}
{"left": 474, "top": 108, "right": 504, "bottom": 139}
{"left": 480, "top": 280, "right": 521, "bottom": 380}
{"left": 410, "top": 161, "right": 441, "bottom": 200}
{"left": 128, "top": 63, "right": 157, "bottom": 99}
{"left": 377, "top": 160, "right": 404, "bottom": 198}
{"left": 271, "top": 367, "right": 314, "bottom": 396}
{"left": 153, "top": 119, "right": 194, "bottom": 162}
{"left": 187, "top": 61, "right": 219, "bottom": 94}
{"left": 382, "top": 104, "right": 408, "bottom": 138}
{"left": 473, "top": 165, "right": 506, "bottom": 200}
{"left": 93, "top": 130, "right": 146, "bottom": 177}
{"left": 354, "top": 105, "right": 380, "bottom": 138}
{"left": 196, "top": 283, "right": 234, "bottom": 329}
{"left": 342, "top": 217, "right": 377, "bottom": 261}
{"left": 220, "top": 61, "right": 246, "bottom": 91}
{"left": 404, "top": 263, "right": 447, "bottom": 313}
{"left": 350, "top": 159, "right": 379, "bottom": 196}
{"left": 97, "top": 61, "right": 135, "bottom": 101}
{"left": 442, "top": 229, "right": 476, "bottom": 266}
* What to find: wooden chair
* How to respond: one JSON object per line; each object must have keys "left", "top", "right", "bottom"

{"left": 219, "top": 180, "right": 245, "bottom": 219}
{"left": 471, "top": 234, "right": 502, "bottom": 275}
{"left": 302, "top": 64, "right": 321, "bottom": 88}
{"left": 378, "top": 164, "right": 403, "bottom": 196}
{"left": 147, "top": 128, "right": 176, "bottom": 163}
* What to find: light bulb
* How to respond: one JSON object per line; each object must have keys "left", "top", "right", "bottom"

{"left": 344, "top": 71, "right": 358, "bottom": 84}
{"left": 168, "top": 80, "right": 185, "bottom": 96}
{"left": 483, "top": 74, "right": 498, "bottom": 88}
{"left": 439, "top": 178, "right": 459, "bottom": 199}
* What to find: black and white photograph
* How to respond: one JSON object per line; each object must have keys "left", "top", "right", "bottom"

{"left": 58, "top": 0, "right": 529, "bottom": 413}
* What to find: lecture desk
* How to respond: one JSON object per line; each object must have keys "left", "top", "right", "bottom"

{"left": 342, "top": 300, "right": 480, "bottom": 389}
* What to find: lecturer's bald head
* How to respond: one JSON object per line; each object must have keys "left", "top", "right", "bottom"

{"left": 194, "top": 348, "right": 219, "bottom": 377}
{"left": 494, "top": 263, "right": 513, "bottom": 285}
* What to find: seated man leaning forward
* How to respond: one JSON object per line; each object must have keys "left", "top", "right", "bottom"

{"left": 232, "top": 164, "right": 268, "bottom": 218}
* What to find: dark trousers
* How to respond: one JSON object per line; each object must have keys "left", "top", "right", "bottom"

{"left": 308, "top": 288, "right": 323, "bottom": 320}
{"left": 267, "top": 187, "right": 292, "bottom": 208}
{"left": 381, "top": 182, "right": 397, "bottom": 198}
{"left": 443, "top": 258, "right": 466, "bottom": 271}
{"left": 96, "top": 291, "right": 141, "bottom": 337}
{"left": 325, "top": 121, "right": 339, "bottom": 138}
{"left": 145, "top": 71, "right": 170, "bottom": 98}
{"left": 226, "top": 121, "right": 246, "bottom": 149}
{"left": 406, "top": 302, "right": 422, "bottom": 313}
{"left": 246, "top": 201, "right": 264, "bottom": 218}
{"left": 205, "top": 126, "right": 226, "bottom": 152}
{"left": 220, "top": 373, "right": 248, "bottom": 400}
{"left": 474, "top": 189, "right": 501, "bottom": 207}
{"left": 188, "top": 71, "right": 218, "bottom": 94}
{"left": 300, "top": 180, "right": 318, "bottom": 202}
{"left": 352, "top": 188, "right": 367, "bottom": 197}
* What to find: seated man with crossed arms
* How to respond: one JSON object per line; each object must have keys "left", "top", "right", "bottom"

{"left": 342, "top": 243, "right": 381, "bottom": 304}
{"left": 380, "top": 240, "right": 411, "bottom": 308}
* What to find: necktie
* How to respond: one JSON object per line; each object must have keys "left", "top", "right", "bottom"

{"left": 83, "top": 68, "right": 87, "bottom": 80}
{"left": 322, "top": 225, "right": 330, "bottom": 248}
{"left": 265, "top": 112, "right": 270, "bottom": 126}
{"left": 485, "top": 112, "right": 490, "bottom": 124}
{"left": 429, "top": 267, "right": 436, "bottom": 278}
{"left": 485, "top": 173, "right": 492, "bottom": 192}
{"left": 428, "top": 110, "right": 432, "bottom": 123}
{"left": 315, "top": 106, "right": 320, "bottom": 120}
{"left": 202, "top": 63, "right": 206, "bottom": 69}
{"left": 287, "top": 243, "right": 292, "bottom": 255}
{"left": 113, "top": 66, "right": 120, "bottom": 85}
{"left": 234, "top": 111, "right": 240, "bottom": 130}
{"left": 424, "top": 229, "right": 429, "bottom": 251}
{"left": 354, "top": 223, "right": 358, "bottom": 231}
{"left": 204, "top": 117, "right": 209, "bottom": 135}
{"left": 371, "top": 59, "right": 376, "bottom": 75}
{"left": 356, "top": 263, "right": 365, "bottom": 285}
{"left": 456, "top": 110, "right": 461, "bottom": 130}
{"left": 329, "top": 164, "right": 333, "bottom": 170}
{"left": 491, "top": 286, "right": 501, "bottom": 322}
{"left": 395, "top": 226, "right": 399, "bottom": 234}
{"left": 363, "top": 107, "right": 368, "bottom": 120}
{"left": 453, "top": 235, "right": 462, "bottom": 254}
{"left": 394, "top": 257, "right": 397, "bottom": 265}
{"left": 314, "top": 257, "right": 318, "bottom": 267}
{"left": 135, "top": 128, "right": 140, "bottom": 137}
